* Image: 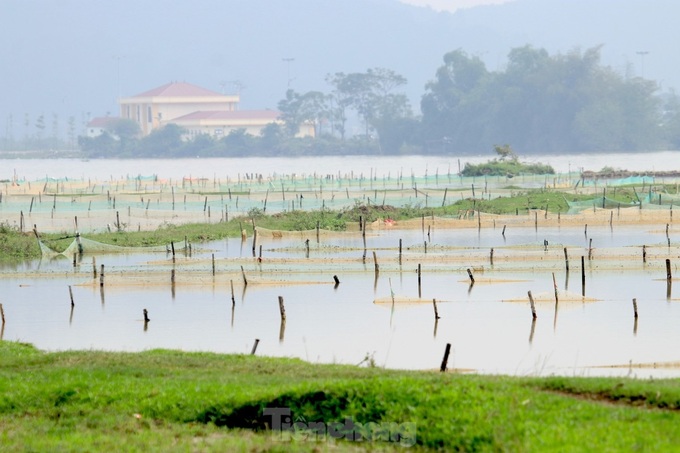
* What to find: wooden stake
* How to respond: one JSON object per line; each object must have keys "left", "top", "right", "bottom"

{"left": 564, "top": 247, "right": 569, "bottom": 272}
{"left": 241, "top": 265, "right": 248, "bottom": 286}
{"left": 432, "top": 298, "right": 440, "bottom": 320}
{"left": 212, "top": 253, "right": 215, "bottom": 275}
{"left": 373, "top": 251, "right": 379, "bottom": 274}
{"left": 69, "top": 285, "right": 74, "bottom": 307}
{"left": 642, "top": 245, "right": 647, "bottom": 263}
{"left": 528, "top": 291, "right": 537, "bottom": 319}
{"left": 333, "top": 275, "right": 340, "bottom": 288}
{"left": 633, "top": 298, "right": 638, "bottom": 318}
{"left": 143, "top": 309, "right": 150, "bottom": 323}
{"left": 417, "top": 263, "right": 422, "bottom": 297}
{"left": 440, "top": 343, "right": 451, "bottom": 372}
{"left": 0, "top": 303, "right": 4, "bottom": 325}
{"left": 490, "top": 248, "right": 494, "bottom": 265}
{"left": 581, "top": 256, "right": 586, "bottom": 293}
{"left": 552, "top": 272, "right": 558, "bottom": 304}
{"left": 99, "top": 264, "right": 105, "bottom": 287}
{"left": 251, "top": 221, "right": 257, "bottom": 257}
{"left": 230, "top": 280, "right": 235, "bottom": 307}
{"left": 278, "top": 296, "right": 286, "bottom": 321}
{"left": 466, "top": 268, "right": 475, "bottom": 283}
{"left": 502, "top": 225, "right": 506, "bottom": 236}
{"left": 251, "top": 338, "right": 260, "bottom": 355}
{"left": 666, "top": 258, "right": 672, "bottom": 280}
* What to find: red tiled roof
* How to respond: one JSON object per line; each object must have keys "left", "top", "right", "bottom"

{"left": 172, "top": 110, "right": 281, "bottom": 121}
{"left": 132, "top": 82, "right": 223, "bottom": 98}
{"left": 87, "top": 117, "right": 119, "bottom": 127}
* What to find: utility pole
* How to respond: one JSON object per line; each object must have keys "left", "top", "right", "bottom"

{"left": 282, "top": 57, "right": 295, "bottom": 88}
{"left": 636, "top": 50, "right": 649, "bottom": 78}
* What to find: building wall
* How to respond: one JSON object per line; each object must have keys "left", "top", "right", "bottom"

{"left": 119, "top": 96, "right": 239, "bottom": 135}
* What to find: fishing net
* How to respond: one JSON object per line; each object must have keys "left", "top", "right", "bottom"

{"left": 38, "top": 235, "right": 184, "bottom": 258}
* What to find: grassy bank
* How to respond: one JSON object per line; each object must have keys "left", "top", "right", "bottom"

{"left": 1, "top": 341, "right": 680, "bottom": 451}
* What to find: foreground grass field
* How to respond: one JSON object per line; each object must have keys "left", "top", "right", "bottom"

{"left": 2, "top": 341, "right": 680, "bottom": 451}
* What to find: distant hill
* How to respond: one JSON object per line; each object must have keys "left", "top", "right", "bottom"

{"left": 1, "top": 0, "right": 678, "bottom": 139}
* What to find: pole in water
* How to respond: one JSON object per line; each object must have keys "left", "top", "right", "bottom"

{"left": 278, "top": 296, "right": 286, "bottom": 321}
{"left": 466, "top": 268, "right": 475, "bottom": 283}
{"left": 241, "top": 265, "right": 248, "bottom": 286}
{"left": 333, "top": 275, "right": 340, "bottom": 288}
{"left": 528, "top": 291, "right": 537, "bottom": 319}
{"left": 502, "top": 225, "right": 506, "bottom": 237}
{"left": 642, "top": 245, "right": 647, "bottom": 263}
{"left": 440, "top": 343, "right": 451, "bottom": 372}
{"left": 633, "top": 298, "right": 638, "bottom": 318}
{"left": 666, "top": 259, "right": 672, "bottom": 280}
{"left": 432, "top": 298, "right": 440, "bottom": 320}
{"left": 581, "top": 256, "right": 586, "bottom": 295}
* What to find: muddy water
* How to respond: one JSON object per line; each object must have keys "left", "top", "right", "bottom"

{"left": 2, "top": 225, "right": 680, "bottom": 378}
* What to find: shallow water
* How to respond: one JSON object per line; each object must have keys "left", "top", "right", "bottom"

{"left": 2, "top": 225, "right": 680, "bottom": 378}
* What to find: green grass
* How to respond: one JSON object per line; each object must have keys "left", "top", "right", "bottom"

{"left": 461, "top": 159, "right": 555, "bottom": 177}
{"left": 2, "top": 341, "right": 680, "bottom": 451}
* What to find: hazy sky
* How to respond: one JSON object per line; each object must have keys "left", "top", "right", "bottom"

{"left": 400, "top": 0, "right": 514, "bottom": 12}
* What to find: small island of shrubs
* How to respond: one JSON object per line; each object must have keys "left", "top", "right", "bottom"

{"left": 461, "top": 145, "right": 555, "bottom": 177}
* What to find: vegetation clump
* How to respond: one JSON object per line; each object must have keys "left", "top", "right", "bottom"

{"left": 461, "top": 145, "right": 555, "bottom": 177}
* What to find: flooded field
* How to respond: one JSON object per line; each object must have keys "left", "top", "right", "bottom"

{"left": 2, "top": 215, "right": 680, "bottom": 378}
{"left": 2, "top": 155, "right": 680, "bottom": 376}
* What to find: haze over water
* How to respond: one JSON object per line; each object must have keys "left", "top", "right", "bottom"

{"left": 2, "top": 151, "right": 677, "bottom": 181}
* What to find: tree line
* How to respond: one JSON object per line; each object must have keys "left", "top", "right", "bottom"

{"left": 78, "top": 45, "right": 680, "bottom": 158}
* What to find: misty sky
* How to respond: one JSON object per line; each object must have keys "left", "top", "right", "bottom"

{"left": 400, "top": 0, "right": 514, "bottom": 11}
{"left": 1, "top": 0, "right": 676, "bottom": 141}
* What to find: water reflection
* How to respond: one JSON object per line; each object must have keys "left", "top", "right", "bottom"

{"left": 2, "top": 225, "right": 680, "bottom": 377}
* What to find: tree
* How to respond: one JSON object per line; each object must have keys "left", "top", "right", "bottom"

{"left": 327, "top": 68, "right": 411, "bottom": 144}
{"left": 34, "top": 114, "right": 46, "bottom": 140}
{"left": 277, "top": 89, "right": 328, "bottom": 137}
{"left": 420, "top": 50, "right": 489, "bottom": 150}
{"left": 494, "top": 144, "right": 516, "bottom": 161}
{"left": 137, "top": 123, "right": 184, "bottom": 157}
{"left": 105, "top": 118, "right": 141, "bottom": 155}
{"left": 420, "top": 45, "right": 665, "bottom": 153}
